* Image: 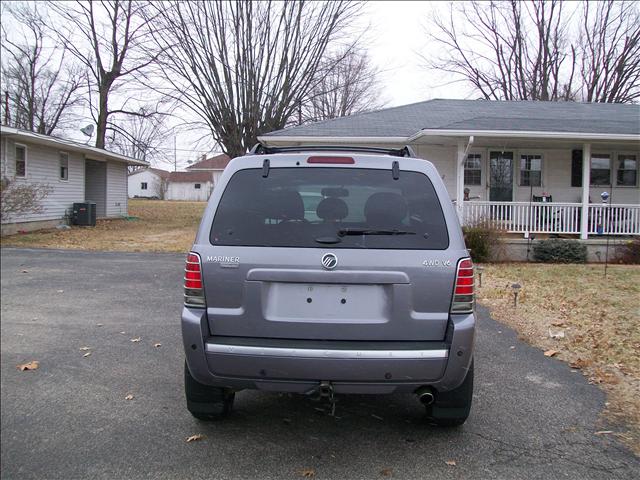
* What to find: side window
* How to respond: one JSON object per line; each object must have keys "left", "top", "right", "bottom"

{"left": 141, "top": 182, "right": 148, "bottom": 190}
{"left": 59, "top": 152, "right": 69, "bottom": 180}
{"left": 617, "top": 154, "right": 637, "bottom": 186}
{"left": 195, "top": 183, "right": 201, "bottom": 189}
{"left": 15, "top": 144, "right": 26, "bottom": 177}
{"left": 464, "top": 154, "right": 481, "bottom": 186}
{"left": 590, "top": 154, "right": 611, "bottom": 186}
{"left": 520, "top": 154, "right": 542, "bottom": 186}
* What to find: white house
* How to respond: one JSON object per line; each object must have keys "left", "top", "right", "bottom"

{"left": 186, "top": 153, "right": 230, "bottom": 188}
{"left": 165, "top": 171, "right": 214, "bottom": 201}
{"left": 1, "top": 126, "right": 147, "bottom": 234}
{"left": 128, "top": 167, "right": 170, "bottom": 198}
{"left": 259, "top": 99, "right": 640, "bottom": 241}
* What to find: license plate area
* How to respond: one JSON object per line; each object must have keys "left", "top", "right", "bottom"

{"left": 263, "top": 283, "right": 390, "bottom": 323}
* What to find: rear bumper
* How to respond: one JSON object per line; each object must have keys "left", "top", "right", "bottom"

{"left": 182, "top": 307, "right": 475, "bottom": 395}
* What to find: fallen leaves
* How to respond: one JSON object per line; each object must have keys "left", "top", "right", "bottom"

{"left": 548, "top": 328, "right": 565, "bottom": 339}
{"left": 17, "top": 360, "right": 39, "bottom": 371}
{"left": 79, "top": 346, "right": 91, "bottom": 351}
{"left": 544, "top": 349, "right": 559, "bottom": 357}
{"left": 186, "top": 434, "right": 205, "bottom": 443}
{"left": 130, "top": 337, "right": 141, "bottom": 343}
{"left": 570, "top": 358, "right": 591, "bottom": 370}
{"left": 445, "top": 460, "right": 457, "bottom": 466}
{"left": 83, "top": 352, "right": 92, "bottom": 358}
{"left": 125, "top": 394, "right": 134, "bottom": 400}
{"left": 153, "top": 343, "right": 162, "bottom": 348}
{"left": 300, "top": 469, "right": 315, "bottom": 478}
{"left": 595, "top": 430, "right": 613, "bottom": 435}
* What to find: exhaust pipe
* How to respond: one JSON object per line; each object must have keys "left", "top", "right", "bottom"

{"left": 415, "top": 386, "right": 435, "bottom": 406}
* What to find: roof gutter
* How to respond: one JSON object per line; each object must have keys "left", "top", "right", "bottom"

{"left": 0, "top": 126, "right": 148, "bottom": 166}
{"left": 407, "top": 129, "right": 640, "bottom": 143}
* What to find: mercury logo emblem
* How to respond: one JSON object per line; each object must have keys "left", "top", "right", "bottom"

{"left": 321, "top": 253, "right": 338, "bottom": 270}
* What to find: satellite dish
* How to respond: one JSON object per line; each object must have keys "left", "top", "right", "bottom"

{"left": 80, "top": 124, "right": 94, "bottom": 138}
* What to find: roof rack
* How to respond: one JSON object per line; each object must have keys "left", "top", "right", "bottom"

{"left": 250, "top": 143, "right": 416, "bottom": 158}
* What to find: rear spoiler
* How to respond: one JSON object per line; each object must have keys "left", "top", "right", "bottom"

{"left": 250, "top": 143, "right": 416, "bottom": 158}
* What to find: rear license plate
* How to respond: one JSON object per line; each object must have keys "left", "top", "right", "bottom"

{"left": 264, "top": 283, "right": 389, "bottom": 323}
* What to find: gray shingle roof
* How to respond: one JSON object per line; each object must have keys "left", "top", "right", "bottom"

{"left": 262, "top": 99, "right": 640, "bottom": 138}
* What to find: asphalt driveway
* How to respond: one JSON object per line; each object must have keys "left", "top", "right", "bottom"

{"left": 1, "top": 248, "right": 638, "bottom": 479}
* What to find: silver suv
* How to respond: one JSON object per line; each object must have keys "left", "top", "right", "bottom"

{"left": 182, "top": 145, "right": 475, "bottom": 426}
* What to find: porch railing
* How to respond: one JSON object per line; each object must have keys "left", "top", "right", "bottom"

{"left": 462, "top": 201, "right": 640, "bottom": 236}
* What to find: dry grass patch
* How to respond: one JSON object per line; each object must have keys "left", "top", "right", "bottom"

{"left": 1, "top": 199, "right": 205, "bottom": 253}
{"left": 477, "top": 263, "right": 640, "bottom": 454}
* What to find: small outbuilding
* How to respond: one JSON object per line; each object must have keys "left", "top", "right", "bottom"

{"left": 1, "top": 126, "right": 147, "bottom": 234}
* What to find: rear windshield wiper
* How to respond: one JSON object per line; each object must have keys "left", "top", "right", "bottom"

{"left": 338, "top": 228, "right": 416, "bottom": 237}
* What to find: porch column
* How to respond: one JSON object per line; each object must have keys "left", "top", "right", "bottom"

{"left": 456, "top": 141, "right": 465, "bottom": 222}
{"left": 580, "top": 143, "right": 591, "bottom": 239}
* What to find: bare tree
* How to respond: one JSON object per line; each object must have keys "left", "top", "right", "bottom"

{"left": 580, "top": 1, "right": 640, "bottom": 103}
{"left": 147, "top": 1, "right": 363, "bottom": 158}
{"left": 425, "top": 0, "right": 576, "bottom": 101}
{"left": 107, "top": 110, "right": 172, "bottom": 165}
{"left": 1, "top": 2, "right": 83, "bottom": 134}
{"left": 302, "top": 48, "right": 385, "bottom": 123}
{"left": 51, "top": 0, "right": 161, "bottom": 148}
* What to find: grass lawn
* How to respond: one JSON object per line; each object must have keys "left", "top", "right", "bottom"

{"left": 1, "top": 199, "right": 205, "bottom": 253}
{"left": 477, "top": 263, "right": 640, "bottom": 453}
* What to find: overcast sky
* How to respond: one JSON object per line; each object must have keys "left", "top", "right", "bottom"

{"left": 2, "top": 1, "right": 475, "bottom": 167}
{"left": 365, "top": 1, "right": 472, "bottom": 106}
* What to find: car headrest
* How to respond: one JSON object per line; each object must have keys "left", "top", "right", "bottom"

{"left": 264, "top": 190, "right": 305, "bottom": 221}
{"left": 316, "top": 197, "right": 348, "bottom": 222}
{"left": 364, "top": 192, "right": 408, "bottom": 226}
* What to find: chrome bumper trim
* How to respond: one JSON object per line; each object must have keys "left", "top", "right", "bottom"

{"left": 205, "top": 343, "right": 448, "bottom": 360}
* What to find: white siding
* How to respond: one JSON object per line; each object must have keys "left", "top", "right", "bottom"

{"left": 414, "top": 145, "right": 457, "bottom": 198}
{"left": 1, "top": 138, "right": 85, "bottom": 223}
{"left": 128, "top": 170, "right": 164, "bottom": 198}
{"left": 166, "top": 181, "right": 213, "bottom": 201}
{"left": 106, "top": 161, "right": 128, "bottom": 217}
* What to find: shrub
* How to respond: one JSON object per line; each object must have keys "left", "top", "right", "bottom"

{"left": 463, "top": 222, "right": 503, "bottom": 262}
{"left": 533, "top": 239, "right": 587, "bottom": 263}
{"left": 1, "top": 177, "right": 52, "bottom": 222}
{"left": 613, "top": 238, "right": 640, "bottom": 264}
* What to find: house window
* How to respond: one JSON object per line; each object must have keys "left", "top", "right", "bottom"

{"left": 15, "top": 144, "right": 26, "bottom": 177}
{"left": 59, "top": 152, "right": 69, "bottom": 180}
{"left": 590, "top": 154, "right": 611, "bottom": 186}
{"left": 194, "top": 183, "right": 201, "bottom": 189}
{"left": 141, "top": 182, "right": 148, "bottom": 190}
{"left": 617, "top": 154, "right": 637, "bottom": 186}
{"left": 520, "top": 154, "right": 542, "bottom": 186}
{"left": 464, "top": 154, "right": 481, "bottom": 185}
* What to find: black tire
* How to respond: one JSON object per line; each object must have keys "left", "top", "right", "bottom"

{"left": 426, "top": 359, "right": 474, "bottom": 427}
{"left": 184, "top": 362, "right": 235, "bottom": 421}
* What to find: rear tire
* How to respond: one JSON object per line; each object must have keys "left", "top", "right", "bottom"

{"left": 184, "top": 362, "right": 234, "bottom": 421}
{"left": 426, "top": 359, "right": 474, "bottom": 427}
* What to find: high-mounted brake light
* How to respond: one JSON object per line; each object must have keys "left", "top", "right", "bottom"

{"left": 307, "top": 156, "right": 355, "bottom": 164}
{"left": 450, "top": 258, "right": 474, "bottom": 313}
{"left": 184, "top": 252, "right": 205, "bottom": 308}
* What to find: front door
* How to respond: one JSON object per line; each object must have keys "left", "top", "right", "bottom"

{"left": 489, "top": 151, "right": 513, "bottom": 202}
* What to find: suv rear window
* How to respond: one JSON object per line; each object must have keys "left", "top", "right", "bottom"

{"left": 210, "top": 167, "right": 449, "bottom": 249}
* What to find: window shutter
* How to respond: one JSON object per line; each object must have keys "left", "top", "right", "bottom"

{"left": 571, "top": 150, "right": 582, "bottom": 187}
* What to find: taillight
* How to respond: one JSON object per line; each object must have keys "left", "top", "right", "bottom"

{"left": 184, "top": 252, "right": 205, "bottom": 308}
{"left": 307, "top": 156, "right": 355, "bottom": 164}
{"left": 450, "top": 258, "right": 474, "bottom": 313}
